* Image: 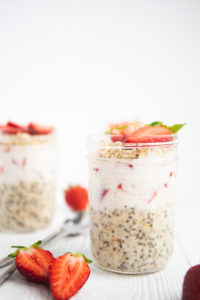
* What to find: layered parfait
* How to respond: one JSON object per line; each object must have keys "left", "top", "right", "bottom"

{"left": 88, "top": 121, "right": 184, "bottom": 274}
{"left": 0, "top": 122, "right": 56, "bottom": 232}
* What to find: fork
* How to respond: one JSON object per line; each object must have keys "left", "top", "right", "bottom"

{"left": 0, "top": 211, "right": 89, "bottom": 285}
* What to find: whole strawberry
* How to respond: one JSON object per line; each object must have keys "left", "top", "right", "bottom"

{"left": 182, "top": 264, "right": 200, "bottom": 300}
{"left": 9, "top": 240, "right": 54, "bottom": 284}
{"left": 49, "top": 252, "right": 91, "bottom": 300}
{"left": 64, "top": 185, "right": 88, "bottom": 211}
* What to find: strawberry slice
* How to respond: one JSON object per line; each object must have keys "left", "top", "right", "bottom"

{"left": 9, "top": 240, "right": 54, "bottom": 284}
{"left": 28, "top": 123, "right": 53, "bottom": 135}
{"left": 110, "top": 128, "right": 124, "bottom": 142}
{"left": 7, "top": 121, "right": 23, "bottom": 129}
{"left": 124, "top": 126, "right": 173, "bottom": 143}
{"left": 0, "top": 122, "right": 26, "bottom": 134}
{"left": 49, "top": 252, "right": 91, "bottom": 300}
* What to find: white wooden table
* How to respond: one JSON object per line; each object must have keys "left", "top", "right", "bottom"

{"left": 0, "top": 199, "right": 199, "bottom": 300}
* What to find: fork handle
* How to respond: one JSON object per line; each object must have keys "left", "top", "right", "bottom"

{"left": 0, "top": 263, "right": 16, "bottom": 285}
{"left": 0, "top": 257, "right": 13, "bottom": 269}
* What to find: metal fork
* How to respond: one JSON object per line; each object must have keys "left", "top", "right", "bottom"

{"left": 0, "top": 211, "right": 89, "bottom": 285}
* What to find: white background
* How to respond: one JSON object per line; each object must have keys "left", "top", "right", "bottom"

{"left": 0, "top": 0, "right": 200, "bottom": 202}
{"left": 0, "top": 1, "right": 200, "bottom": 299}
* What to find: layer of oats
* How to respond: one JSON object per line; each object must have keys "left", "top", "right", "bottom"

{"left": 90, "top": 204, "right": 174, "bottom": 273}
{"left": 0, "top": 181, "right": 55, "bottom": 232}
{"left": 0, "top": 132, "right": 55, "bottom": 146}
{"left": 99, "top": 141, "right": 176, "bottom": 160}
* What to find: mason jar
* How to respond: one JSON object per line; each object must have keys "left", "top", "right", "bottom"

{"left": 88, "top": 134, "right": 178, "bottom": 274}
{"left": 0, "top": 128, "right": 56, "bottom": 232}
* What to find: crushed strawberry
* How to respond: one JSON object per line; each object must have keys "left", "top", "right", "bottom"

{"left": 0, "top": 167, "right": 4, "bottom": 175}
{"left": 164, "top": 183, "right": 168, "bottom": 188}
{"left": 169, "top": 172, "right": 173, "bottom": 177}
{"left": 93, "top": 168, "right": 99, "bottom": 172}
{"left": 147, "top": 191, "right": 157, "bottom": 203}
{"left": 128, "top": 164, "right": 133, "bottom": 168}
{"left": 101, "top": 188, "right": 109, "bottom": 199}
{"left": 117, "top": 184, "right": 123, "bottom": 190}
{"left": 22, "top": 157, "right": 26, "bottom": 168}
{"left": 12, "top": 159, "right": 18, "bottom": 166}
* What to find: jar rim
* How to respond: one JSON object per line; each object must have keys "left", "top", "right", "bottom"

{"left": 88, "top": 134, "right": 178, "bottom": 148}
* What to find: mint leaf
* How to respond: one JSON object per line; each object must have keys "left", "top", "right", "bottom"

{"left": 149, "top": 121, "right": 164, "bottom": 127}
{"left": 167, "top": 123, "right": 186, "bottom": 133}
{"left": 149, "top": 121, "right": 185, "bottom": 133}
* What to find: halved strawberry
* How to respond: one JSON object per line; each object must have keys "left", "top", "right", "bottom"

{"left": 49, "top": 252, "right": 91, "bottom": 300}
{"left": 28, "top": 123, "right": 53, "bottom": 135}
{"left": 124, "top": 126, "right": 173, "bottom": 143}
{"left": 9, "top": 240, "right": 54, "bottom": 284}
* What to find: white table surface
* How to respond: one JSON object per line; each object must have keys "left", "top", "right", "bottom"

{"left": 0, "top": 200, "right": 199, "bottom": 300}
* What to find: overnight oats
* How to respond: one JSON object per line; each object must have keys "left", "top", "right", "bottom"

{"left": 88, "top": 121, "right": 185, "bottom": 274}
{"left": 0, "top": 122, "right": 56, "bottom": 232}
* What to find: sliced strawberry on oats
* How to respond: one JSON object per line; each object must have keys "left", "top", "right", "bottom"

{"left": 122, "top": 124, "right": 137, "bottom": 136}
{"left": 110, "top": 128, "right": 124, "bottom": 142}
{"left": 28, "top": 123, "right": 53, "bottom": 135}
{"left": 125, "top": 126, "right": 173, "bottom": 143}
{"left": 0, "top": 125, "right": 23, "bottom": 135}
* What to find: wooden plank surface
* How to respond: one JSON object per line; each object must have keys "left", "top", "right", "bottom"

{"left": 0, "top": 201, "right": 199, "bottom": 300}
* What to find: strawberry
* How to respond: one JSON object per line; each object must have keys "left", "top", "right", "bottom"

{"left": 182, "top": 264, "right": 200, "bottom": 300}
{"left": 122, "top": 124, "right": 136, "bottom": 136}
{"left": 0, "top": 124, "right": 25, "bottom": 134}
{"left": 124, "top": 126, "right": 173, "bottom": 143}
{"left": 28, "top": 122, "right": 53, "bottom": 135}
{"left": 6, "top": 121, "right": 24, "bottom": 129}
{"left": 64, "top": 185, "right": 88, "bottom": 211}
{"left": 49, "top": 252, "right": 91, "bottom": 300}
{"left": 9, "top": 240, "right": 54, "bottom": 284}
{"left": 110, "top": 128, "right": 124, "bottom": 142}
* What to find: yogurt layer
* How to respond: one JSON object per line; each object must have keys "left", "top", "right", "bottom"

{"left": 89, "top": 158, "right": 176, "bottom": 211}
{"left": 0, "top": 142, "right": 55, "bottom": 184}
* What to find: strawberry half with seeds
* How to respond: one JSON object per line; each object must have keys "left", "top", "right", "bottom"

{"left": 182, "top": 264, "right": 200, "bottom": 300}
{"left": 49, "top": 252, "right": 91, "bottom": 300}
{"left": 9, "top": 240, "right": 54, "bottom": 284}
{"left": 64, "top": 185, "right": 88, "bottom": 211}
{"left": 125, "top": 126, "right": 173, "bottom": 143}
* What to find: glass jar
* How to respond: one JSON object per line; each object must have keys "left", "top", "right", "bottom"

{"left": 0, "top": 131, "right": 56, "bottom": 232}
{"left": 88, "top": 135, "right": 178, "bottom": 274}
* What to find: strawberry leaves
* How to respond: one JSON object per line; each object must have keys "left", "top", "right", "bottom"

{"left": 8, "top": 240, "right": 42, "bottom": 258}
{"left": 149, "top": 121, "right": 186, "bottom": 134}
